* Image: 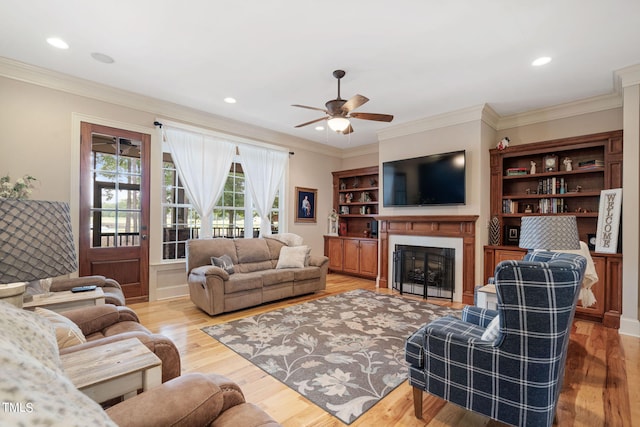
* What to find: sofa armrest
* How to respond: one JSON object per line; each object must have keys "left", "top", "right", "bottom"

{"left": 105, "top": 373, "right": 247, "bottom": 426}
{"left": 62, "top": 304, "right": 140, "bottom": 335}
{"left": 191, "top": 264, "right": 230, "bottom": 281}
{"left": 308, "top": 255, "right": 329, "bottom": 268}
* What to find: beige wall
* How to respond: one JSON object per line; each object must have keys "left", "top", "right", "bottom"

{"left": 0, "top": 75, "right": 342, "bottom": 300}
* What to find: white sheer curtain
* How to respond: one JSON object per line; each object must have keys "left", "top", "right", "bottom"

{"left": 164, "top": 128, "right": 236, "bottom": 239}
{"left": 239, "top": 145, "right": 288, "bottom": 237}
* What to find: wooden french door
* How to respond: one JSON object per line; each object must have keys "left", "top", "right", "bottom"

{"left": 79, "top": 122, "right": 150, "bottom": 303}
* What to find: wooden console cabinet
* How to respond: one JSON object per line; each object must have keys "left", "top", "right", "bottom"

{"left": 324, "top": 166, "right": 379, "bottom": 279}
{"left": 486, "top": 130, "right": 623, "bottom": 328}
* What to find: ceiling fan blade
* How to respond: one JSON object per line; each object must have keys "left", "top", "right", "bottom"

{"left": 294, "top": 116, "right": 328, "bottom": 128}
{"left": 341, "top": 124, "right": 354, "bottom": 135}
{"left": 291, "top": 104, "right": 328, "bottom": 113}
{"left": 349, "top": 112, "right": 394, "bottom": 122}
{"left": 341, "top": 94, "right": 369, "bottom": 112}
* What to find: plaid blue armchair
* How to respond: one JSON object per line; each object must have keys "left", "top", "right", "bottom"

{"left": 405, "top": 252, "right": 586, "bottom": 427}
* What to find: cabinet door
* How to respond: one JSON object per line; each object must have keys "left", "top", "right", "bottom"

{"left": 495, "top": 249, "right": 526, "bottom": 264}
{"left": 343, "top": 239, "right": 360, "bottom": 274}
{"left": 358, "top": 240, "right": 378, "bottom": 277}
{"left": 326, "top": 238, "right": 344, "bottom": 271}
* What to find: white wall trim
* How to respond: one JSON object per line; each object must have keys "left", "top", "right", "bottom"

{"left": 378, "top": 104, "right": 487, "bottom": 141}
{"left": 619, "top": 318, "right": 640, "bottom": 338}
{"left": 496, "top": 93, "right": 623, "bottom": 130}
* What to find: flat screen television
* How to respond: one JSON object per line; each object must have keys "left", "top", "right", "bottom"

{"left": 382, "top": 150, "right": 466, "bottom": 206}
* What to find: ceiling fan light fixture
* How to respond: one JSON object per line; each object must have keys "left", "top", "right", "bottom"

{"left": 328, "top": 117, "right": 350, "bottom": 132}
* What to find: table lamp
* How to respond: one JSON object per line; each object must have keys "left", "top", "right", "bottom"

{"left": 519, "top": 216, "right": 581, "bottom": 251}
{"left": 0, "top": 199, "right": 78, "bottom": 307}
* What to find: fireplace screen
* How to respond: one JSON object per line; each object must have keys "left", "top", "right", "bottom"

{"left": 393, "top": 245, "right": 454, "bottom": 300}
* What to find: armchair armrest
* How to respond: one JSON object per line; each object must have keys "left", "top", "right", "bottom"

{"left": 61, "top": 304, "right": 139, "bottom": 336}
{"left": 105, "top": 373, "right": 248, "bottom": 426}
{"left": 462, "top": 306, "right": 499, "bottom": 327}
{"left": 50, "top": 275, "right": 122, "bottom": 292}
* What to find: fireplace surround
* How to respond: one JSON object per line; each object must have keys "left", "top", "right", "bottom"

{"left": 377, "top": 216, "right": 479, "bottom": 305}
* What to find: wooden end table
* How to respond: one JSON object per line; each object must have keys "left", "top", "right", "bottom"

{"left": 61, "top": 337, "right": 162, "bottom": 403}
{"left": 23, "top": 287, "right": 105, "bottom": 312}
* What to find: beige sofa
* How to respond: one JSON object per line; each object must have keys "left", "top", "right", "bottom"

{"left": 186, "top": 237, "right": 329, "bottom": 315}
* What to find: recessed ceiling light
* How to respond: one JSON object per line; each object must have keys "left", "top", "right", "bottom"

{"left": 224, "top": 97, "right": 237, "bottom": 104}
{"left": 315, "top": 126, "right": 325, "bottom": 131}
{"left": 532, "top": 56, "right": 552, "bottom": 67}
{"left": 46, "top": 37, "right": 69, "bottom": 49}
{"left": 91, "top": 52, "right": 115, "bottom": 64}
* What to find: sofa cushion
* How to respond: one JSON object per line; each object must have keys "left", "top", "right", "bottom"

{"left": 292, "top": 266, "right": 321, "bottom": 281}
{"left": 225, "top": 272, "right": 263, "bottom": 294}
{"left": 235, "top": 239, "right": 274, "bottom": 273}
{"left": 35, "top": 307, "right": 87, "bottom": 349}
{"left": 276, "top": 245, "right": 310, "bottom": 269}
{"left": 261, "top": 269, "right": 295, "bottom": 286}
{"left": 211, "top": 254, "right": 235, "bottom": 274}
{"left": 187, "top": 238, "right": 238, "bottom": 274}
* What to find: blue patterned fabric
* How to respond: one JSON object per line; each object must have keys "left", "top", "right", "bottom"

{"left": 405, "top": 252, "right": 586, "bottom": 427}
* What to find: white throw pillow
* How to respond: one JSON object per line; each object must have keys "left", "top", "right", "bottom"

{"left": 276, "top": 245, "right": 310, "bottom": 269}
{"left": 481, "top": 315, "right": 501, "bottom": 341}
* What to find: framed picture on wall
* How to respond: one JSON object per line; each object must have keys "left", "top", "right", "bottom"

{"left": 295, "top": 187, "right": 317, "bottom": 223}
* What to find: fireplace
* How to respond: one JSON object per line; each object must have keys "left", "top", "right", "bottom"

{"left": 393, "top": 245, "right": 455, "bottom": 300}
{"left": 376, "top": 215, "right": 479, "bottom": 305}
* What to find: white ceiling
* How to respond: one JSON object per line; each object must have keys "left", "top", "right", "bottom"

{"left": 1, "top": 1, "right": 639, "bottom": 148}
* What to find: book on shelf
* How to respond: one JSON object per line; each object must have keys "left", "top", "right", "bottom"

{"left": 578, "top": 159, "right": 604, "bottom": 169}
{"left": 502, "top": 199, "right": 519, "bottom": 214}
{"left": 506, "top": 167, "right": 527, "bottom": 176}
{"left": 537, "top": 198, "right": 566, "bottom": 214}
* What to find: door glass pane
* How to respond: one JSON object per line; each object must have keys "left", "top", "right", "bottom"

{"left": 90, "top": 132, "right": 142, "bottom": 248}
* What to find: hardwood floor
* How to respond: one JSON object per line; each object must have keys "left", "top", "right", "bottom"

{"left": 130, "top": 274, "right": 637, "bottom": 426}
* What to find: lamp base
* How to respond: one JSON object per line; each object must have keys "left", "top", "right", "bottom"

{"left": 0, "top": 282, "right": 27, "bottom": 308}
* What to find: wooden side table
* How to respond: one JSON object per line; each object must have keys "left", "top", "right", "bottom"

{"left": 23, "top": 288, "right": 105, "bottom": 312}
{"left": 476, "top": 284, "right": 498, "bottom": 310}
{"left": 61, "top": 337, "right": 162, "bottom": 403}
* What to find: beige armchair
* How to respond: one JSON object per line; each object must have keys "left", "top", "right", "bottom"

{"left": 58, "top": 304, "right": 181, "bottom": 383}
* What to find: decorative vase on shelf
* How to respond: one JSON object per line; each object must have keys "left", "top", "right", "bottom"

{"left": 489, "top": 216, "right": 501, "bottom": 246}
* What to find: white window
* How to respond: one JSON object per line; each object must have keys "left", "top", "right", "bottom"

{"left": 161, "top": 153, "right": 282, "bottom": 260}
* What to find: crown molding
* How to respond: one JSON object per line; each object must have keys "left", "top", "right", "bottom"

{"left": 378, "top": 104, "right": 487, "bottom": 141}
{"left": 340, "top": 142, "right": 379, "bottom": 159}
{"left": 615, "top": 63, "right": 640, "bottom": 88}
{"left": 0, "top": 56, "right": 343, "bottom": 158}
{"left": 495, "top": 92, "right": 622, "bottom": 130}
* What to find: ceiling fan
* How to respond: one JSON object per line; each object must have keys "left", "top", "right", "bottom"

{"left": 292, "top": 70, "right": 394, "bottom": 134}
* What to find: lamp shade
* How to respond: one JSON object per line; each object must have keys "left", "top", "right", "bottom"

{"left": 519, "top": 215, "right": 581, "bottom": 250}
{"left": 327, "top": 117, "right": 350, "bottom": 132}
{"left": 0, "top": 200, "right": 78, "bottom": 283}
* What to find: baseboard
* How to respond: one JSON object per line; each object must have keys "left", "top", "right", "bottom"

{"left": 618, "top": 317, "right": 640, "bottom": 337}
{"left": 156, "top": 284, "right": 189, "bottom": 301}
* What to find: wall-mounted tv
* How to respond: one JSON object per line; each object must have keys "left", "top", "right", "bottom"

{"left": 383, "top": 150, "right": 466, "bottom": 207}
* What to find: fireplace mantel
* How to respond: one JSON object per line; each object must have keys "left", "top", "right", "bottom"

{"left": 376, "top": 215, "right": 478, "bottom": 304}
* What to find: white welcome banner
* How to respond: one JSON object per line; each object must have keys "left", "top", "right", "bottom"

{"left": 595, "top": 188, "right": 622, "bottom": 253}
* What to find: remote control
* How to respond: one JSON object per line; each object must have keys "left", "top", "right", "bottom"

{"left": 71, "top": 285, "right": 97, "bottom": 293}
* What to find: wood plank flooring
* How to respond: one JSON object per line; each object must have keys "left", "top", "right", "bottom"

{"left": 129, "top": 274, "right": 637, "bottom": 426}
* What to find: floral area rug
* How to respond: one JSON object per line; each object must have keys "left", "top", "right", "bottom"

{"left": 202, "top": 289, "right": 460, "bottom": 424}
